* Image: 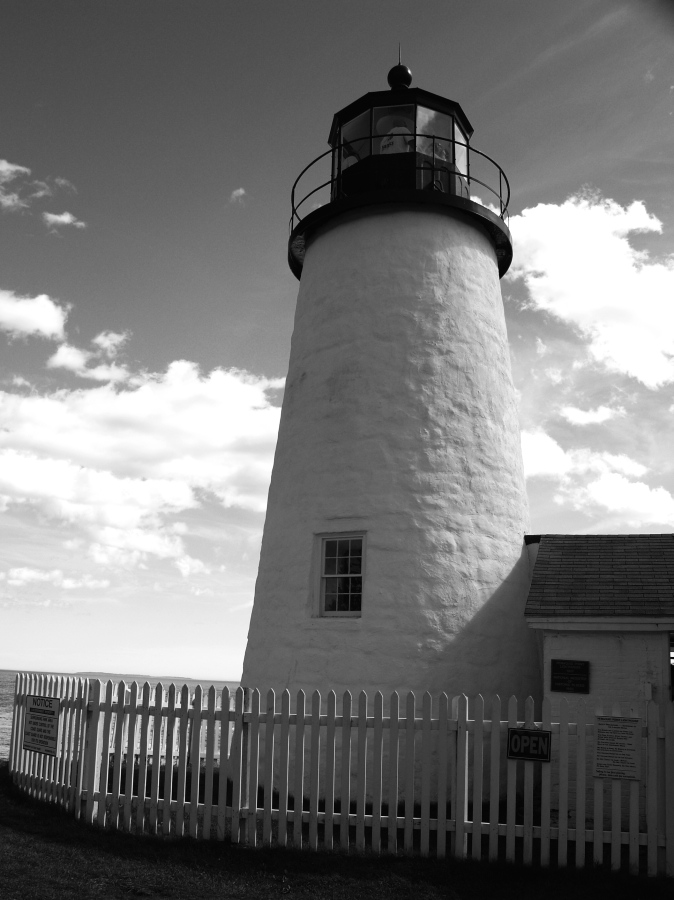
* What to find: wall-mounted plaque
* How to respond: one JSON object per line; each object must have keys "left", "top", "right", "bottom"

{"left": 550, "top": 659, "right": 590, "bottom": 694}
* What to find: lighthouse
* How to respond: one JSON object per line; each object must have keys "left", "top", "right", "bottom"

{"left": 242, "top": 65, "right": 540, "bottom": 704}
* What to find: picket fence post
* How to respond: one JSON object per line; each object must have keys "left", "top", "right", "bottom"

{"left": 339, "top": 691, "right": 350, "bottom": 850}
{"left": 148, "top": 682, "right": 164, "bottom": 835}
{"left": 487, "top": 694, "right": 500, "bottom": 862}
{"left": 82, "top": 679, "right": 102, "bottom": 824}
{"left": 323, "top": 690, "right": 336, "bottom": 851}
{"left": 505, "top": 695, "right": 517, "bottom": 862}
{"left": 471, "top": 694, "right": 484, "bottom": 861}
{"left": 135, "top": 682, "right": 152, "bottom": 834}
{"left": 371, "top": 691, "right": 384, "bottom": 854}
{"left": 246, "top": 688, "right": 261, "bottom": 847}
{"left": 575, "top": 698, "right": 587, "bottom": 869}
{"left": 436, "top": 692, "right": 450, "bottom": 860}
{"left": 387, "top": 691, "right": 399, "bottom": 855}
{"left": 403, "top": 691, "right": 415, "bottom": 853}
{"left": 453, "top": 694, "right": 468, "bottom": 859}
{"left": 309, "top": 690, "right": 322, "bottom": 851}
{"left": 189, "top": 684, "right": 204, "bottom": 839}
{"left": 274, "top": 689, "right": 289, "bottom": 847}
{"left": 522, "top": 695, "right": 535, "bottom": 866}
{"left": 664, "top": 698, "right": 674, "bottom": 877}
{"left": 8, "top": 673, "right": 21, "bottom": 775}
{"left": 262, "top": 689, "right": 276, "bottom": 847}
{"left": 215, "top": 685, "right": 230, "bottom": 841}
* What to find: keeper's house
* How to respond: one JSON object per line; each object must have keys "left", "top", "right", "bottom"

{"left": 525, "top": 534, "right": 674, "bottom": 713}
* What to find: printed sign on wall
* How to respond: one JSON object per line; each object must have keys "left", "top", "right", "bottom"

{"left": 22, "top": 695, "right": 61, "bottom": 757}
{"left": 593, "top": 715, "right": 641, "bottom": 780}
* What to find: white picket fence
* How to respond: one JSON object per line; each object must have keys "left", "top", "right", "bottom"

{"left": 9, "top": 672, "right": 674, "bottom": 877}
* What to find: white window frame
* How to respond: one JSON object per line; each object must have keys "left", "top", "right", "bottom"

{"left": 318, "top": 532, "right": 365, "bottom": 618}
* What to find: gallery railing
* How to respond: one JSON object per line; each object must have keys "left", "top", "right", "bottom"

{"left": 289, "top": 134, "right": 510, "bottom": 236}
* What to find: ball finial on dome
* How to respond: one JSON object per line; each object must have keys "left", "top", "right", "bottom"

{"left": 387, "top": 63, "right": 412, "bottom": 90}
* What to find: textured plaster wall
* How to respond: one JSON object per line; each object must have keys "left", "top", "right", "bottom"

{"left": 242, "top": 206, "right": 540, "bottom": 705}
{"left": 543, "top": 630, "right": 671, "bottom": 714}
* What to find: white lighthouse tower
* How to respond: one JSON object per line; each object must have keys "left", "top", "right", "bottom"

{"left": 242, "top": 65, "right": 540, "bottom": 703}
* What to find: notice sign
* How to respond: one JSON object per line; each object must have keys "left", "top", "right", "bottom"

{"left": 550, "top": 659, "right": 590, "bottom": 694}
{"left": 593, "top": 716, "right": 641, "bottom": 780}
{"left": 23, "top": 695, "right": 61, "bottom": 757}
{"left": 507, "top": 728, "right": 552, "bottom": 762}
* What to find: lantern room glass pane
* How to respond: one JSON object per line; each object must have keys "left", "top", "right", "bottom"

{"left": 454, "top": 121, "right": 468, "bottom": 176}
{"left": 416, "top": 106, "right": 452, "bottom": 158}
{"left": 416, "top": 107, "right": 453, "bottom": 192}
{"left": 372, "top": 105, "right": 414, "bottom": 154}
{"left": 340, "top": 111, "right": 370, "bottom": 171}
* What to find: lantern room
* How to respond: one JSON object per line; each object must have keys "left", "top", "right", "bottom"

{"left": 288, "top": 64, "right": 513, "bottom": 278}
{"left": 329, "top": 63, "right": 472, "bottom": 200}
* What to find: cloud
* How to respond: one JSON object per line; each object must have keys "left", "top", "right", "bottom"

{"left": 521, "top": 429, "right": 673, "bottom": 528}
{"left": 509, "top": 193, "right": 674, "bottom": 387}
{"left": 0, "top": 160, "right": 77, "bottom": 214}
{"left": 229, "top": 187, "right": 246, "bottom": 204}
{"left": 175, "top": 556, "right": 211, "bottom": 578}
{"left": 47, "top": 343, "right": 91, "bottom": 371}
{"left": 54, "top": 177, "right": 76, "bottom": 192}
{"left": 522, "top": 430, "right": 647, "bottom": 480}
{"left": 42, "top": 210, "right": 86, "bottom": 230}
{"left": 4, "top": 567, "right": 110, "bottom": 590}
{"left": 0, "top": 288, "right": 69, "bottom": 340}
{"left": 0, "top": 448, "right": 196, "bottom": 569}
{"left": 522, "top": 430, "right": 572, "bottom": 479}
{"left": 47, "top": 340, "right": 130, "bottom": 382}
{"left": 559, "top": 405, "right": 624, "bottom": 425}
{"left": 0, "top": 361, "right": 282, "bottom": 569}
{"left": 91, "top": 331, "right": 129, "bottom": 358}
{"left": 0, "top": 160, "right": 31, "bottom": 210}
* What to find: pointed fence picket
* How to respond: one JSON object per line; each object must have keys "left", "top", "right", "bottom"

{"left": 8, "top": 675, "right": 674, "bottom": 877}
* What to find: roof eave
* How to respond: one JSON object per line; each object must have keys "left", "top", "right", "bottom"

{"left": 525, "top": 616, "right": 674, "bottom": 631}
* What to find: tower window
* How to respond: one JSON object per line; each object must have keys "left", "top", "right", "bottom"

{"left": 321, "top": 535, "right": 363, "bottom": 616}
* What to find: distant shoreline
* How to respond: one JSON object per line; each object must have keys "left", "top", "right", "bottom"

{"left": 0, "top": 669, "right": 241, "bottom": 686}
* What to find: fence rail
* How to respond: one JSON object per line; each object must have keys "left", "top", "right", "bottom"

{"left": 9, "top": 673, "right": 674, "bottom": 877}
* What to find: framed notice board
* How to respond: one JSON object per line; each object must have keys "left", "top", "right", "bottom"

{"left": 550, "top": 659, "right": 590, "bottom": 694}
{"left": 22, "top": 695, "right": 61, "bottom": 756}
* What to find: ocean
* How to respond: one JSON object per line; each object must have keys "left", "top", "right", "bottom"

{"left": 0, "top": 669, "right": 240, "bottom": 761}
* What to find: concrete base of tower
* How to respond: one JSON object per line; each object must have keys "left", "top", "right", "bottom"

{"left": 242, "top": 205, "right": 541, "bottom": 706}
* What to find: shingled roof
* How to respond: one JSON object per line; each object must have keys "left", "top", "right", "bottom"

{"left": 524, "top": 534, "right": 674, "bottom": 618}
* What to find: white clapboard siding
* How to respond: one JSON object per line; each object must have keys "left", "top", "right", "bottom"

{"left": 8, "top": 675, "right": 674, "bottom": 876}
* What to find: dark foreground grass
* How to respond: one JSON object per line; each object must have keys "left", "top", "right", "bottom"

{"left": 0, "top": 761, "right": 670, "bottom": 900}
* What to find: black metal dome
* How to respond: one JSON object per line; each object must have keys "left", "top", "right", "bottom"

{"left": 387, "top": 63, "right": 413, "bottom": 90}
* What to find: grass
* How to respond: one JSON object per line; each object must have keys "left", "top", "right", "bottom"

{"left": 0, "top": 761, "right": 671, "bottom": 900}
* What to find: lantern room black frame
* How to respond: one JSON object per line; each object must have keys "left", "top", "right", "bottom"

{"left": 288, "top": 83, "right": 513, "bottom": 279}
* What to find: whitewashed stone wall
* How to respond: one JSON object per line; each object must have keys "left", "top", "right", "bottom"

{"left": 242, "top": 206, "right": 540, "bottom": 705}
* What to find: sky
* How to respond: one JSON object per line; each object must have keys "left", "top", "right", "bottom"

{"left": 1, "top": 0, "right": 673, "bottom": 680}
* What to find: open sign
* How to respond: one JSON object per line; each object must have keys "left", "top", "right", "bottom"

{"left": 507, "top": 727, "right": 551, "bottom": 762}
